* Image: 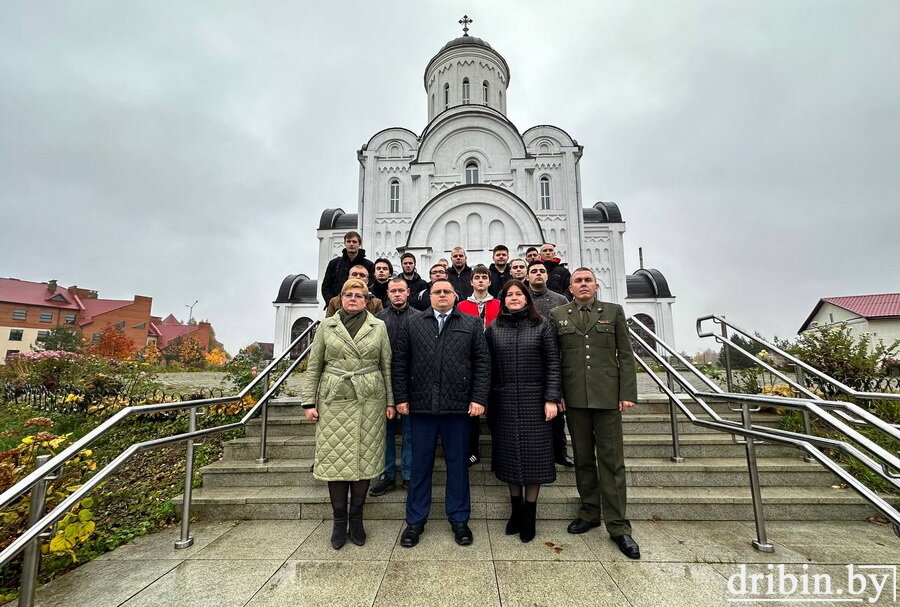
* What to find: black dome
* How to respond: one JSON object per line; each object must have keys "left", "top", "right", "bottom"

{"left": 440, "top": 35, "right": 493, "bottom": 51}
{"left": 275, "top": 274, "right": 318, "bottom": 304}
{"left": 626, "top": 269, "right": 674, "bottom": 299}
{"left": 318, "top": 208, "right": 358, "bottom": 230}
{"left": 583, "top": 201, "right": 624, "bottom": 224}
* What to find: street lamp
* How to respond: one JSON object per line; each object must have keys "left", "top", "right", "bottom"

{"left": 185, "top": 300, "right": 198, "bottom": 325}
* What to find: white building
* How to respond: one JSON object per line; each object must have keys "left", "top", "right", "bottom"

{"left": 275, "top": 26, "right": 675, "bottom": 355}
{"left": 798, "top": 294, "right": 900, "bottom": 353}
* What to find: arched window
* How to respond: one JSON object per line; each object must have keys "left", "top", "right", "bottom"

{"left": 462, "top": 78, "right": 470, "bottom": 104}
{"left": 482, "top": 81, "right": 489, "bottom": 105}
{"left": 539, "top": 176, "right": 551, "bottom": 210}
{"left": 388, "top": 143, "right": 401, "bottom": 158}
{"left": 465, "top": 160, "right": 479, "bottom": 184}
{"left": 389, "top": 179, "right": 400, "bottom": 213}
{"left": 443, "top": 83, "right": 450, "bottom": 110}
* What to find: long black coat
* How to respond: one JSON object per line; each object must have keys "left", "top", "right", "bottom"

{"left": 484, "top": 315, "right": 562, "bottom": 485}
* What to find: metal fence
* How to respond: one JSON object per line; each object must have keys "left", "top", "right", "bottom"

{"left": 2, "top": 385, "right": 227, "bottom": 413}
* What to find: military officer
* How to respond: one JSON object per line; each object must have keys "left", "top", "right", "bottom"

{"left": 548, "top": 267, "right": 640, "bottom": 559}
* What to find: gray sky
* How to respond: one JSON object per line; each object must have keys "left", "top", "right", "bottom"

{"left": 2, "top": 1, "right": 898, "bottom": 354}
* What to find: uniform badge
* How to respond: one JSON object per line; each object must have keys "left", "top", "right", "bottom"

{"left": 598, "top": 319, "right": 612, "bottom": 324}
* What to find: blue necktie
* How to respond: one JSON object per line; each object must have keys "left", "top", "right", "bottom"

{"left": 438, "top": 313, "right": 447, "bottom": 334}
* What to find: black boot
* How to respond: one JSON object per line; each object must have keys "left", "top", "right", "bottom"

{"left": 348, "top": 504, "right": 367, "bottom": 546}
{"left": 520, "top": 501, "right": 537, "bottom": 543}
{"left": 331, "top": 509, "right": 348, "bottom": 549}
{"left": 505, "top": 496, "right": 523, "bottom": 535}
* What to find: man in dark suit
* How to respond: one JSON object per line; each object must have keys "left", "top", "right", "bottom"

{"left": 393, "top": 279, "right": 491, "bottom": 548}
{"left": 548, "top": 267, "right": 640, "bottom": 559}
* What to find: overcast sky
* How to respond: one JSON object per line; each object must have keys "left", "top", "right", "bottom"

{"left": 2, "top": 1, "right": 897, "bottom": 355}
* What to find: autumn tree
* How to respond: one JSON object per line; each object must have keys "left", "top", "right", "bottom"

{"left": 205, "top": 348, "right": 228, "bottom": 367}
{"left": 35, "top": 326, "right": 84, "bottom": 353}
{"left": 166, "top": 336, "right": 205, "bottom": 368}
{"left": 88, "top": 326, "right": 135, "bottom": 360}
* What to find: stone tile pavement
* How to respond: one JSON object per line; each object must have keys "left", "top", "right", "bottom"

{"left": 11, "top": 518, "right": 900, "bottom": 606}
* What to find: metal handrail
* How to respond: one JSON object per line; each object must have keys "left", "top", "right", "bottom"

{"left": 0, "top": 321, "right": 319, "bottom": 571}
{"left": 628, "top": 319, "right": 900, "bottom": 541}
{"left": 698, "top": 315, "right": 900, "bottom": 401}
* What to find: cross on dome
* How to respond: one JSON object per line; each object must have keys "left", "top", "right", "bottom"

{"left": 459, "top": 15, "right": 473, "bottom": 36}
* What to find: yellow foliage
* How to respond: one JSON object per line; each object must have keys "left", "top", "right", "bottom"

{"left": 205, "top": 348, "right": 228, "bottom": 367}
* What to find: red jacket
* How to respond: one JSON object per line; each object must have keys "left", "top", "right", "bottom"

{"left": 457, "top": 298, "right": 500, "bottom": 328}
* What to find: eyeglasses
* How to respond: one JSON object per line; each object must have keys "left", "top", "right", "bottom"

{"left": 341, "top": 293, "right": 366, "bottom": 300}
{"left": 431, "top": 289, "right": 454, "bottom": 295}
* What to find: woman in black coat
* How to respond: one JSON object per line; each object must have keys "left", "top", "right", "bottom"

{"left": 484, "top": 279, "right": 562, "bottom": 542}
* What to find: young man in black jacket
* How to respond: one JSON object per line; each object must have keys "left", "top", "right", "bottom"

{"left": 400, "top": 252, "right": 427, "bottom": 296}
{"left": 321, "top": 231, "right": 375, "bottom": 304}
{"left": 487, "top": 244, "right": 512, "bottom": 297}
{"left": 370, "top": 258, "right": 393, "bottom": 308}
{"left": 393, "top": 279, "right": 491, "bottom": 548}
{"left": 447, "top": 247, "right": 473, "bottom": 300}
{"left": 370, "top": 277, "right": 419, "bottom": 497}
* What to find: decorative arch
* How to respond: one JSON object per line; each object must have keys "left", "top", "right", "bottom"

{"left": 632, "top": 313, "right": 657, "bottom": 357}
{"left": 466, "top": 213, "right": 483, "bottom": 249}
{"left": 416, "top": 108, "right": 527, "bottom": 165}
{"left": 290, "top": 317, "right": 314, "bottom": 359}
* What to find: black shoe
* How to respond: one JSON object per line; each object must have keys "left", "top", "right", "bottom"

{"left": 451, "top": 522, "right": 474, "bottom": 546}
{"left": 331, "top": 510, "right": 348, "bottom": 550}
{"left": 348, "top": 505, "right": 366, "bottom": 546}
{"left": 400, "top": 478, "right": 409, "bottom": 491}
{"left": 467, "top": 454, "right": 480, "bottom": 468}
{"left": 612, "top": 534, "right": 641, "bottom": 559}
{"left": 567, "top": 518, "right": 601, "bottom": 534}
{"left": 368, "top": 475, "right": 395, "bottom": 497}
{"left": 555, "top": 454, "right": 575, "bottom": 467}
{"left": 400, "top": 523, "right": 424, "bottom": 548}
{"left": 519, "top": 501, "right": 537, "bottom": 543}
{"left": 505, "top": 496, "right": 523, "bottom": 535}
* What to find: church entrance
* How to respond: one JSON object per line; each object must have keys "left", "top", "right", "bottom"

{"left": 402, "top": 185, "right": 544, "bottom": 268}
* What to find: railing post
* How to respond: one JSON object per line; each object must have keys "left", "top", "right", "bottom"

{"left": 794, "top": 367, "right": 816, "bottom": 463}
{"left": 174, "top": 407, "right": 197, "bottom": 549}
{"left": 741, "top": 402, "right": 774, "bottom": 553}
{"left": 720, "top": 321, "right": 735, "bottom": 393}
{"left": 666, "top": 371, "right": 684, "bottom": 463}
{"left": 19, "top": 455, "right": 51, "bottom": 607}
{"left": 256, "top": 376, "right": 270, "bottom": 465}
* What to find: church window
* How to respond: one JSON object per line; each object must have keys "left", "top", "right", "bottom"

{"left": 389, "top": 179, "right": 400, "bottom": 213}
{"left": 539, "top": 142, "right": 551, "bottom": 154}
{"left": 482, "top": 81, "right": 489, "bottom": 105}
{"left": 388, "top": 143, "right": 401, "bottom": 158}
{"left": 465, "top": 161, "right": 479, "bottom": 184}
{"left": 462, "top": 78, "right": 470, "bottom": 104}
{"left": 443, "top": 83, "right": 450, "bottom": 110}
{"left": 539, "top": 176, "right": 551, "bottom": 209}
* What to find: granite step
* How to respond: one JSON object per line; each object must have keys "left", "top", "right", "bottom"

{"left": 223, "top": 433, "right": 802, "bottom": 461}
{"left": 199, "top": 456, "right": 836, "bottom": 489}
{"left": 173, "top": 484, "right": 891, "bottom": 522}
{"left": 243, "top": 412, "right": 785, "bottom": 437}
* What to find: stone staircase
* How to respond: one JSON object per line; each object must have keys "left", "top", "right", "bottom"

{"left": 174, "top": 394, "right": 885, "bottom": 522}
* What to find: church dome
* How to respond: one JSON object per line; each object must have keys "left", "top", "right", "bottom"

{"left": 439, "top": 35, "right": 493, "bottom": 52}
{"left": 425, "top": 25, "right": 511, "bottom": 121}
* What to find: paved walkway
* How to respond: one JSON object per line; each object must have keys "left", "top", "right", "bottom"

{"left": 16, "top": 519, "right": 900, "bottom": 606}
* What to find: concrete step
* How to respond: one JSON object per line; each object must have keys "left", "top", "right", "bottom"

{"left": 174, "top": 484, "right": 891, "bottom": 522}
{"left": 243, "top": 412, "right": 785, "bottom": 437}
{"left": 223, "top": 434, "right": 801, "bottom": 461}
{"left": 199, "top": 456, "right": 836, "bottom": 489}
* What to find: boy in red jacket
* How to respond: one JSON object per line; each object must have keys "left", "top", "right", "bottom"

{"left": 456, "top": 264, "right": 499, "bottom": 466}
{"left": 456, "top": 264, "right": 500, "bottom": 328}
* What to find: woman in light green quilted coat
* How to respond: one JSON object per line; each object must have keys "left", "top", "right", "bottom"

{"left": 302, "top": 278, "right": 396, "bottom": 550}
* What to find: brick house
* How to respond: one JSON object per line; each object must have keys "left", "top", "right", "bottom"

{"left": 0, "top": 277, "right": 214, "bottom": 361}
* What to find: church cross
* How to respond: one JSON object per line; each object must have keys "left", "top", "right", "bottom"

{"left": 459, "top": 15, "right": 473, "bottom": 36}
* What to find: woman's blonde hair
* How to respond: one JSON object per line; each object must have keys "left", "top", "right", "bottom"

{"left": 341, "top": 278, "right": 369, "bottom": 296}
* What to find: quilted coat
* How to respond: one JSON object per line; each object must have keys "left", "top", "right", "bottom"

{"left": 392, "top": 308, "right": 491, "bottom": 414}
{"left": 301, "top": 312, "right": 393, "bottom": 481}
{"left": 484, "top": 315, "right": 561, "bottom": 484}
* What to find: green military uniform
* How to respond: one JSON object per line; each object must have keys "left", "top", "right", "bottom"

{"left": 549, "top": 299, "right": 637, "bottom": 537}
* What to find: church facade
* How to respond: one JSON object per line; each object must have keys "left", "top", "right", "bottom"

{"left": 274, "top": 28, "right": 675, "bottom": 356}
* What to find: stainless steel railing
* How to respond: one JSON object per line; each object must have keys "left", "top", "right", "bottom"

{"left": 628, "top": 316, "right": 900, "bottom": 552}
{"left": 0, "top": 321, "right": 319, "bottom": 604}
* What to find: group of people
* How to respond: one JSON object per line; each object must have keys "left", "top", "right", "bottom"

{"left": 302, "top": 231, "right": 640, "bottom": 559}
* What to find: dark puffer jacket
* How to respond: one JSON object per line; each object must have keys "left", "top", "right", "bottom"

{"left": 485, "top": 314, "right": 561, "bottom": 485}
{"left": 543, "top": 258, "right": 571, "bottom": 298}
{"left": 392, "top": 308, "right": 490, "bottom": 415}
{"left": 321, "top": 249, "right": 376, "bottom": 303}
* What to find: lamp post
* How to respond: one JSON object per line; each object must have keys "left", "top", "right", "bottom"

{"left": 185, "top": 300, "right": 198, "bottom": 325}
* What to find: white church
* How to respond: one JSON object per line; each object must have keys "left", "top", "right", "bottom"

{"left": 274, "top": 21, "right": 675, "bottom": 355}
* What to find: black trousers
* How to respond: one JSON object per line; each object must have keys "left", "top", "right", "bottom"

{"left": 552, "top": 412, "right": 568, "bottom": 457}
